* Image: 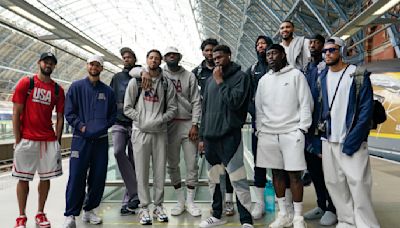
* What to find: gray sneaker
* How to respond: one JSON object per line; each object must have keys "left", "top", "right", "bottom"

{"left": 320, "top": 211, "right": 337, "bottom": 226}
{"left": 304, "top": 207, "right": 324, "bottom": 220}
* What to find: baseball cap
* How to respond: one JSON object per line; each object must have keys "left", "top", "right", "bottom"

{"left": 164, "top": 46, "right": 180, "bottom": 56}
{"left": 326, "top": 37, "right": 345, "bottom": 47}
{"left": 39, "top": 52, "right": 57, "bottom": 64}
{"left": 120, "top": 47, "right": 135, "bottom": 57}
{"left": 266, "top": 44, "right": 285, "bottom": 53}
{"left": 87, "top": 55, "right": 104, "bottom": 66}
{"left": 308, "top": 34, "right": 325, "bottom": 44}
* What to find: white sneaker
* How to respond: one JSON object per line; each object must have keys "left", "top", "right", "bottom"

{"left": 304, "top": 207, "right": 324, "bottom": 220}
{"left": 138, "top": 208, "right": 152, "bottom": 225}
{"left": 153, "top": 205, "right": 169, "bottom": 222}
{"left": 252, "top": 202, "right": 265, "bottom": 220}
{"left": 82, "top": 210, "right": 102, "bottom": 224}
{"left": 186, "top": 187, "right": 201, "bottom": 217}
{"left": 269, "top": 213, "right": 293, "bottom": 228}
{"left": 186, "top": 202, "right": 202, "bottom": 217}
{"left": 293, "top": 216, "right": 307, "bottom": 228}
{"left": 242, "top": 223, "right": 254, "bottom": 228}
{"left": 171, "top": 202, "right": 185, "bottom": 216}
{"left": 320, "top": 211, "right": 337, "bottom": 226}
{"left": 63, "top": 216, "right": 76, "bottom": 228}
{"left": 199, "top": 216, "right": 227, "bottom": 228}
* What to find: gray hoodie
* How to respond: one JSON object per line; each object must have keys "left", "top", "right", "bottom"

{"left": 124, "top": 68, "right": 177, "bottom": 133}
{"left": 163, "top": 65, "right": 201, "bottom": 124}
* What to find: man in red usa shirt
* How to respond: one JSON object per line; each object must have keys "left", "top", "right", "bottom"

{"left": 12, "top": 52, "right": 65, "bottom": 228}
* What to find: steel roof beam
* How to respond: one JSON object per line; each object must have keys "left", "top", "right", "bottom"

{"left": 302, "top": 0, "right": 333, "bottom": 36}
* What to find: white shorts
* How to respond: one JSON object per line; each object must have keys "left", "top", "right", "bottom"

{"left": 256, "top": 130, "right": 306, "bottom": 171}
{"left": 12, "top": 139, "right": 62, "bottom": 181}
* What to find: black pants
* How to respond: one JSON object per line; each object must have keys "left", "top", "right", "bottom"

{"left": 305, "top": 151, "right": 336, "bottom": 213}
{"left": 204, "top": 129, "right": 252, "bottom": 225}
{"left": 252, "top": 121, "right": 267, "bottom": 188}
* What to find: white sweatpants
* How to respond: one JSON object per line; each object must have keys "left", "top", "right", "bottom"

{"left": 132, "top": 129, "right": 167, "bottom": 208}
{"left": 322, "top": 141, "right": 380, "bottom": 228}
{"left": 167, "top": 120, "right": 199, "bottom": 187}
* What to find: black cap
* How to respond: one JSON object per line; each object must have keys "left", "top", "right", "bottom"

{"left": 266, "top": 44, "right": 285, "bottom": 53}
{"left": 39, "top": 52, "right": 57, "bottom": 64}
{"left": 120, "top": 47, "right": 135, "bottom": 57}
{"left": 308, "top": 34, "right": 325, "bottom": 44}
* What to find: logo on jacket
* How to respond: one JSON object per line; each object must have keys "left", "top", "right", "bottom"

{"left": 170, "top": 79, "right": 182, "bottom": 93}
{"left": 144, "top": 88, "right": 160, "bottom": 102}
{"left": 98, "top": 93, "right": 106, "bottom": 100}
{"left": 32, "top": 88, "right": 51, "bottom": 105}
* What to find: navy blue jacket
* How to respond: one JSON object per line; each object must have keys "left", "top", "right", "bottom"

{"left": 65, "top": 77, "right": 117, "bottom": 139}
{"left": 304, "top": 61, "right": 325, "bottom": 155}
{"left": 320, "top": 67, "right": 373, "bottom": 155}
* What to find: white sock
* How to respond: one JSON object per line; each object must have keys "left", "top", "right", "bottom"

{"left": 225, "top": 193, "right": 233, "bottom": 202}
{"left": 293, "top": 202, "right": 303, "bottom": 217}
{"left": 285, "top": 188, "right": 292, "bottom": 204}
{"left": 277, "top": 197, "right": 287, "bottom": 215}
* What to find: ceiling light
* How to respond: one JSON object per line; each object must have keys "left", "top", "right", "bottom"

{"left": 81, "top": 45, "right": 105, "bottom": 56}
{"left": 8, "top": 6, "right": 55, "bottom": 30}
{"left": 373, "top": 0, "right": 400, "bottom": 15}
{"left": 341, "top": 35, "right": 350, "bottom": 40}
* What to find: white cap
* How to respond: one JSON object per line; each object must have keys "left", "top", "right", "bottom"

{"left": 326, "top": 37, "right": 345, "bottom": 47}
{"left": 164, "top": 46, "right": 180, "bottom": 56}
{"left": 87, "top": 55, "right": 104, "bottom": 66}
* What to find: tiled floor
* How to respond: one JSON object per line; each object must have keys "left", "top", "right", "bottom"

{"left": 1, "top": 157, "right": 399, "bottom": 227}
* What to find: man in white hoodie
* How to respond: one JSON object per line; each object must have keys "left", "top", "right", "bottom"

{"left": 255, "top": 44, "right": 313, "bottom": 228}
{"left": 124, "top": 49, "right": 177, "bottom": 225}
{"left": 163, "top": 46, "right": 202, "bottom": 217}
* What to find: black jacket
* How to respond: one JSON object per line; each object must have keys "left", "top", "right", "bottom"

{"left": 199, "top": 62, "right": 250, "bottom": 139}
{"left": 192, "top": 60, "right": 214, "bottom": 98}
{"left": 109, "top": 66, "right": 140, "bottom": 125}
{"left": 245, "top": 59, "right": 268, "bottom": 119}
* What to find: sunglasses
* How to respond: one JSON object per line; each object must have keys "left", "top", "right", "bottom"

{"left": 322, "top": 48, "right": 339, "bottom": 53}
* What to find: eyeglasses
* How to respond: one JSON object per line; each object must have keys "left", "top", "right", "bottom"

{"left": 322, "top": 48, "right": 339, "bottom": 54}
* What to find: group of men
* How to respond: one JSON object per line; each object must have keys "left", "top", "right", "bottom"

{"left": 12, "top": 20, "right": 380, "bottom": 228}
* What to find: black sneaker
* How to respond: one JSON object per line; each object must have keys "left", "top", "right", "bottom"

{"left": 127, "top": 199, "right": 140, "bottom": 211}
{"left": 120, "top": 205, "right": 135, "bottom": 216}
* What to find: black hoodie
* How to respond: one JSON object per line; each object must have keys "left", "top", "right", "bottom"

{"left": 246, "top": 35, "right": 273, "bottom": 119}
{"left": 199, "top": 62, "right": 250, "bottom": 139}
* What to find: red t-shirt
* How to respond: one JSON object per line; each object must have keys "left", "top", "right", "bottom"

{"left": 12, "top": 75, "right": 65, "bottom": 141}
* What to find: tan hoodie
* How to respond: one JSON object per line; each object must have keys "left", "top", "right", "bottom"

{"left": 123, "top": 67, "right": 177, "bottom": 133}
{"left": 163, "top": 65, "right": 201, "bottom": 124}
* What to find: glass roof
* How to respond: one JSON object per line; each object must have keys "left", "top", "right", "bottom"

{"left": 24, "top": 0, "right": 203, "bottom": 67}
{"left": 0, "top": 0, "right": 398, "bottom": 102}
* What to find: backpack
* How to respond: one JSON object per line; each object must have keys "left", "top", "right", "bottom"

{"left": 352, "top": 66, "right": 387, "bottom": 129}
{"left": 134, "top": 76, "right": 168, "bottom": 113}
{"left": 26, "top": 76, "right": 60, "bottom": 102}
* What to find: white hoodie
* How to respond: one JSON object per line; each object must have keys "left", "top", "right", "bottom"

{"left": 255, "top": 65, "right": 313, "bottom": 134}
